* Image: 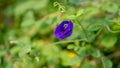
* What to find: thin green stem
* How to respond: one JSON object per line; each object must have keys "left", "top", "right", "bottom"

{"left": 51, "top": 39, "right": 88, "bottom": 45}
{"left": 105, "top": 24, "right": 120, "bottom": 33}
{"left": 76, "top": 20, "right": 90, "bottom": 42}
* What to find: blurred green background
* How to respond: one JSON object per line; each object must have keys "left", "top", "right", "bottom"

{"left": 0, "top": 0, "right": 120, "bottom": 68}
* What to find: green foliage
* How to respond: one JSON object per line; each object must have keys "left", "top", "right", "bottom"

{"left": 81, "top": 60, "right": 94, "bottom": 68}
{"left": 102, "top": 58, "right": 113, "bottom": 68}
{"left": 0, "top": 0, "right": 120, "bottom": 68}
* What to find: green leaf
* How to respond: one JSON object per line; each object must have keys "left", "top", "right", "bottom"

{"left": 77, "top": 47, "right": 87, "bottom": 57}
{"left": 88, "top": 24, "right": 101, "bottom": 31}
{"left": 67, "top": 15, "right": 76, "bottom": 20}
{"left": 0, "top": 50, "right": 6, "bottom": 56}
{"left": 33, "top": 0, "right": 48, "bottom": 10}
{"left": 60, "top": 51, "right": 70, "bottom": 66}
{"left": 88, "top": 46, "right": 101, "bottom": 58}
{"left": 106, "top": 3, "right": 118, "bottom": 14}
{"left": 68, "top": 0, "right": 81, "bottom": 5}
{"left": 73, "top": 41, "right": 80, "bottom": 51}
{"left": 21, "top": 11, "right": 35, "bottom": 28}
{"left": 67, "top": 44, "right": 75, "bottom": 49}
{"left": 81, "top": 60, "right": 94, "bottom": 68}
{"left": 110, "top": 23, "right": 120, "bottom": 30}
{"left": 68, "top": 56, "right": 80, "bottom": 65}
{"left": 102, "top": 58, "right": 113, "bottom": 68}
{"left": 99, "top": 33, "right": 117, "bottom": 48}
{"left": 19, "top": 44, "right": 31, "bottom": 57}
{"left": 60, "top": 51, "right": 81, "bottom": 66}
{"left": 14, "top": 0, "right": 48, "bottom": 17}
{"left": 76, "top": 9, "right": 84, "bottom": 17}
{"left": 3, "top": 61, "right": 13, "bottom": 68}
{"left": 10, "top": 46, "right": 21, "bottom": 55}
{"left": 42, "top": 46, "right": 59, "bottom": 65}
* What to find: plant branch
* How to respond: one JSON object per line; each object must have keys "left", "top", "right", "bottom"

{"left": 76, "top": 20, "right": 89, "bottom": 42}
{"left": 51, "top": 39, "right": 88, "bottom": 45}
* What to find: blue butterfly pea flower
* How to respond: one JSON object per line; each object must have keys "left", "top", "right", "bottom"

{"left": 54, "top": 20, "right": 73, "bottom": 40}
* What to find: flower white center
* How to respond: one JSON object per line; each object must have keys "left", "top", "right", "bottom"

{"left": 63, "top": 24, "right": 68, "bottom": 29}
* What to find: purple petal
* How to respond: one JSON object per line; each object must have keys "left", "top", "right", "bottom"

{"left": 54, "top": 20, "right": 73, "bottom": 39}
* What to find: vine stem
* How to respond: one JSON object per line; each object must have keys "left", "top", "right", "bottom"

{"left": 101, "top": 57, "right": 106, "bottom": 68}
{"left": 51, "top": 39, "right": 88, "bottom": 45}
{"left": 75, "top": 20, "right": 90, "bottom": 42}
{"left": 105, "top": 24, "right": 120, "bottom": 33}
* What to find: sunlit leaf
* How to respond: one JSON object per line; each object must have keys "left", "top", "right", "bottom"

{"left": 76, "top": 9, "right": 84, "bottom": 17}
{"left": 67, "top": 44, "right": 75, "bottom": 49}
